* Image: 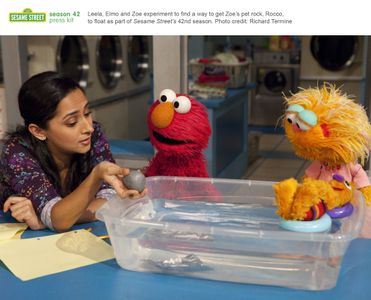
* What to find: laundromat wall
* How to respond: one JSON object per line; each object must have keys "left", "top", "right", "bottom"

{"left": 25, "top": 36, "right": 153, "bottom": 140}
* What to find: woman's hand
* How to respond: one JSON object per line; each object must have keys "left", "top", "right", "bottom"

{"left": 3, "top": 196, "right": 46, "bottom": 230}
{"left": 94, "top": 161, "right": 147, "bottom": 199}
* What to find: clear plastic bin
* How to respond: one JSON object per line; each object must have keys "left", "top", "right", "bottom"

{"left": 96, "top": 176, "right": 365, "bottom": 290}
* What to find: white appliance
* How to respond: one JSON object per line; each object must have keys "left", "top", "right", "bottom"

{"left": 299, "top": 36, "right": 366, "bottom": 103}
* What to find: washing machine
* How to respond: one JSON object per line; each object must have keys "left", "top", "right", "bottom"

{"left": 256, "top": 66, "right": 296, "bottom": 96}
{"left": 299, "top": 36, "right": 366, "bottom": 103}
{"left": 26, "top": 36, "right": 126, "bottom": 100}
{"left": 91, "top": 36, "right": 152, "bottom": 140}
{"left": 250, "top": 50, "right": 300, "bottom": 126}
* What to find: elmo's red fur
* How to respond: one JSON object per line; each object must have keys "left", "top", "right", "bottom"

{"left": 145, "top": 90, "right": 211, "bottom": 178}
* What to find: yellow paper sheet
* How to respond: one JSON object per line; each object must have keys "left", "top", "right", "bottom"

{"left": 0, "top": 230, "right": 26, "bottom": 245}
{"left": 0, "top": 223, "right": 28, "bottom": 244}
{"left": 0, "top": 229, "right": 114, "bottom": 281}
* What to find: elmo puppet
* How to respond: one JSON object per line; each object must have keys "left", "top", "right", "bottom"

{"left": 145, "top": 89, "right": 211, "bottom": 178}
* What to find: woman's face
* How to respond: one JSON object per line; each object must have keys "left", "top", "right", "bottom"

{"left": 44, "top": 88, "right": 94, "bottom": 160}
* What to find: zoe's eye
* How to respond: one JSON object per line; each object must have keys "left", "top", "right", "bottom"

{"left": 295, "top": 119, "right": 310, "bottom": 131}
{"left": 158, "top": 89, "right": 176, "bottom": 103}
{"left": 286, "top": 113, "right": 296, "bottom": 124}
{"left": 173, "top": 96, "right": 191, "bottom": 114}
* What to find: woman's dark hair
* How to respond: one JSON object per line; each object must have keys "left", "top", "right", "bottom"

{"left": 11, "top": 71, "right": 96, "bottom": 196}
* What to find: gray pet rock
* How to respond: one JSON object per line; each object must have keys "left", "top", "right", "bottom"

{"left": 123, "top": 170, "right": 146, "bottom": 192}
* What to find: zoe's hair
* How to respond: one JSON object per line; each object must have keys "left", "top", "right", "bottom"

{"left": 10, "top": 71, "right": 96, "bottom": 196}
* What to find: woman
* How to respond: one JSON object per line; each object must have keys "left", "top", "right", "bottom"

{"left": 0, "top": 71, "right": 145, "bottom": 232}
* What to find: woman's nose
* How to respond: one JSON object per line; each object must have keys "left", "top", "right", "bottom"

{"left": 82, "top": 117, "right": 94, "bottom": 134}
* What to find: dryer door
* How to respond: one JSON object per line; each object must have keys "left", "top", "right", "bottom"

{"left": 257, "top": 67, "right": 292, "bottom": 96}
{"left": 96, "top": 36, "right": 123, "bottom": 89}
{"left": 264, "top": 70, "right": 287, "bottom": 93}
{"left": 127, "top": 36, "right": 149, "bottom": 82}
{"left": 310, "top": 36, "right": 358, "bottom": 71}
{"left": 57, "top": 36, "right": 89, "bottom": 88}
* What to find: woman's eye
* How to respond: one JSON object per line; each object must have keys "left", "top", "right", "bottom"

{"left": 84, "top": 111, "right": 92, "bottom": 117}
{"left": 65, "top": 118, "right": 78, "bottom": 127}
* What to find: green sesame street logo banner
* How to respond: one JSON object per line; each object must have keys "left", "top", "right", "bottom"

{"left": 9, "top": 8, "right": 46, "bottom": 22}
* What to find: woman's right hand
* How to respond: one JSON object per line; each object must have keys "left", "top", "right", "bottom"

{"left": 94, "top": 161, "right": 147, "bottom": 199}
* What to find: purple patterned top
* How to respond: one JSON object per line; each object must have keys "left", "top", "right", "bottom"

{"left": 0, "top": 122, "right": 115, "bottom": 215}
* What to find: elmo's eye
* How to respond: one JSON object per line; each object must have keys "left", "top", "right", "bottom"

{"left": 158, "top": 89, "right": 176, "bottom": 103}
{"left": 173, "top": 96, "right": 191, "bottom": 113}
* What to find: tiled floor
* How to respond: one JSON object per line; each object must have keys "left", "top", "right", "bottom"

{"left": 243, "top": 133, "right": 311, "bottom": 182}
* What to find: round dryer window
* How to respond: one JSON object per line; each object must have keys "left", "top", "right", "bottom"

{"left": 97, "top": 36, "right": 123, "bottom": 89}
{"left": 127, "top": 36, "right": 149, "bottom": 82}
{"left": 57, "top": 36, "right": 89, "bottom": 88}
{"left": 264, "top": 71, "right": 287, "bottom": 93}
{"left": 310, "top": 36, "right": 358, "bottom": 71}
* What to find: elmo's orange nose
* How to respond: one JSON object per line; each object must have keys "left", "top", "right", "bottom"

{"left": 151, "top": 102, "right": 174, "bottom": 128}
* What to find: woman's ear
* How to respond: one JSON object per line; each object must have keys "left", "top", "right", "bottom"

{"left": 28, "top": 124, "right": 47, "bottom": 141}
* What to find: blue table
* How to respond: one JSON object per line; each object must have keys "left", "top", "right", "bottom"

{"left": 1, "top": 213, "right": 371, "bottom": 300}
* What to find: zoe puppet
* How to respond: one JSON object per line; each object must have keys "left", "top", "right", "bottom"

{"left": 274, "top": 84, "right": 371, "bottom": 235}
{"left": 145, "top": 89, "right": 211, "bottom": 178}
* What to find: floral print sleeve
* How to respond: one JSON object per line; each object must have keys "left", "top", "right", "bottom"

{"left": 0, "top": 138, "right": 60, "bottom": 214}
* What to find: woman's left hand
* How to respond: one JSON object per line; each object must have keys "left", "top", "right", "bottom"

{"left": 3, "top": 196, "right": 46, "bottom": 230}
